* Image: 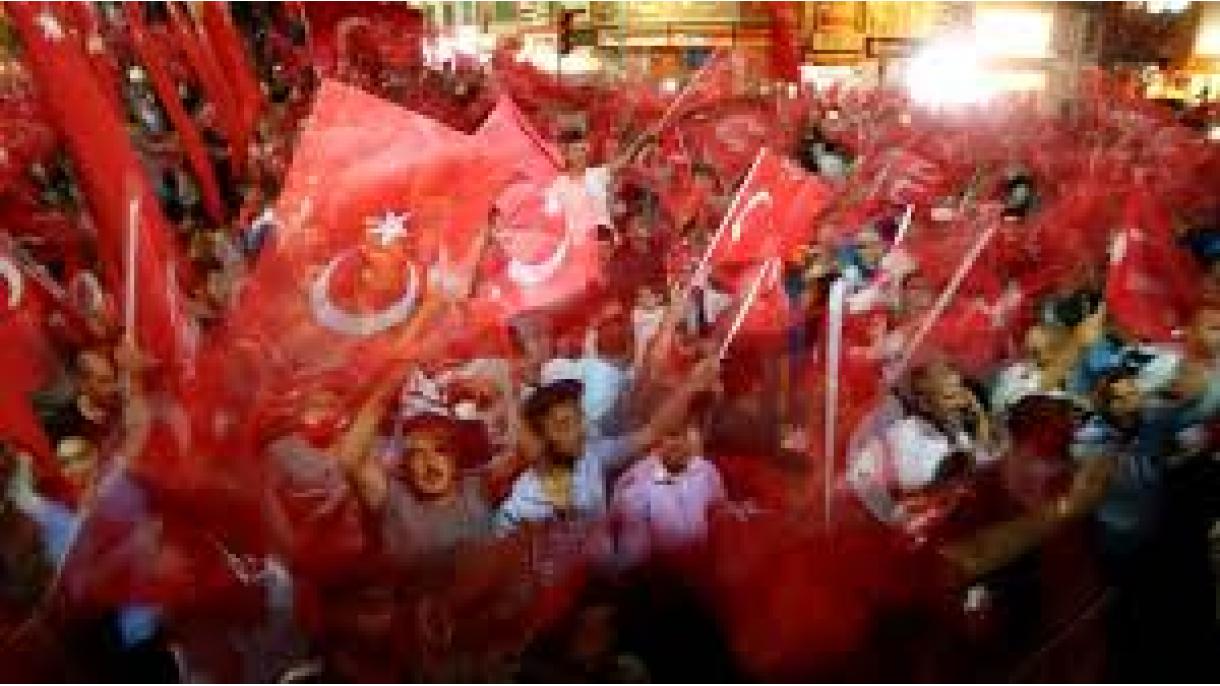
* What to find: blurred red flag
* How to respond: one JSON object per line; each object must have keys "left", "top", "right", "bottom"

{"left": 125, "top": 4, "right": 225, "bottom": 223}
{"left": 10, "top": 2, "right": 191, "bottom": 371}
{"left": 0, "top": 253, "right": 58, "bottom": 484}
{"left": 765, "top": 2, "right": 801, "bottom": 83}
{"left": 167, "top": 1, "right": 240, "bottom": 172}
{"left": 684, "top": 101, "right": 780, "bottom": 183}
{"left": 706, "top": 148, "right": 831, "bottom": 268}
{"left": 229, "top": 81, "right": 506, "bottom": 376}
{"left": 475, "top": 95, "right": 562, "bottom": 182}
{"left": 196, "top": 3, "right": 262, "bottom": 175}
{"left": 1105, "top": 191, "right": 1201, "bottom": 342}
{"left": 471, "top": 95, "right": 603, "bottom": 316}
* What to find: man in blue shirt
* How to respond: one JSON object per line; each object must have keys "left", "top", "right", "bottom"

{"left": 495, "top": 357, "right": 719, "bottom": 532}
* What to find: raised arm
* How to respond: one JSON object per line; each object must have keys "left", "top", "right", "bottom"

{"left": 628, "top": 355, "right": 720, "bottom": 455}
{"left": 941, "top": 455, "right": 1115, "bottom": 581}
{"left": 332, "top": 369, "right": 406, "bottom": 511}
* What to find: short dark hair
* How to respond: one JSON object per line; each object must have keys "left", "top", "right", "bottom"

{"left": 557, "top": 127, "right": 586, "bottom": 145}
{"left": 522, "top": 379, "right": 583, "bottom": 433}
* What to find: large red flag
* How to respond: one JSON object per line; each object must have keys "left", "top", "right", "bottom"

{"left": 10, "top": 2, "right": 191, "bottom": 371}
{"left": 1105, "top": 191, "right": 1201, "bottom": 342}
{"left": 705, "top": 147, "right": 832, "bottom": 269}
{"left": 471, "top": 96, "right": 603, "bottom": 316}
{"left": 125, "top": 4, "right": 225, "bottom": 223}
{"left": 228, "top": 81, "right": 506, "bottom": 377}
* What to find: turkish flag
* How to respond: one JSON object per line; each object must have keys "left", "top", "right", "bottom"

{"left": 475, "top": 95, "right": 561, "bottom": 185}
{"left": 1105, "top": 191, "right": 1201, "bottom": 342}
{"left": 471, "top": 95, "right": 603, "bottom": 316}
{"left": 10, "top": 2, "right": 192, "bottom": 372}
{"left": 226, "top": 81, "right": 506, "bottom": 379}
{"left": 706, "top": 148, "right": 832, "bottom": 268}
{"left": 475, "top": 184, "right": 601, "bottom": 316}
{"left": 684, "top": 101, "right": 782, "bottom": 184}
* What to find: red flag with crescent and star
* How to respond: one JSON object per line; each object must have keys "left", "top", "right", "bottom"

{"left": 224, "top": 80, "right": 508, "bottom": 380}
{"left": 707, "top": 147, "right": 832, "bottom": 269}
{"left": 471, "top": 95, "right": 603, "bottom": 317}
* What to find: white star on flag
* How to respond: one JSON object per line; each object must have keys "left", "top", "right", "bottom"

{"left": 36, "top": 12, "right": 65, "bottom": 42}
{"left": 366, "top": 211, "right": 411, "bottom": 247}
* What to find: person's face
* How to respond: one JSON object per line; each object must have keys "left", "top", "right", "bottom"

{"left": 1024, "top": 326, "right": 1061, "bottom": 368}
{"left": 902, "top": 276, "right": 934, "bottom": 314}
{"left": 541, "top": 400, "right": 585, "bottom": 462}
{"left": 1104, "top": 377, "right": 1143, "bottom": 420}
{"left": 657, "top": 425, "right": 701, "bottom": 474}
{"left": 403, "top": 431, "right": 458, "bottom": 499}
{"left": 562, "top": 140, "right": 589, "bottom": 173}
{"left": 78, "top": 350, "right": 118, "bottom": 399}
{"left": 1190, "top": 308, "right": 1220, "bottom": 357}
{"left": 919, "top": 364, "right": 969, "bottom": 419}
{"left": 858, "top": 234, "right": 885, "bottom": 266}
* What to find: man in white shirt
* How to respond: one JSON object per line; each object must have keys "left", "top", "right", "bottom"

{"left": 545, "top": 125, "right": 655, "bottom": 240}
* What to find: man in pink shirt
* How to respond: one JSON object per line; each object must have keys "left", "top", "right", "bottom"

{"left": 610, "top": 413, "right": 726, "bottom": 569}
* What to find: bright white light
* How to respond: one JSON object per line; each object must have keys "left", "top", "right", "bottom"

{"left": 1209, "top": 126, "right": 1220, "bottom": 142}
{"left": 904, "top": 39, "right": 990, "bottom": 107}
{"left": 974, "top": 9, "right": 1052, "bottom": 59}
{"left": 660, "top": 78, "right": 680, "bottom": 94}
{"left": 1197, "top": 7, "right": 1220, "bottom": 56}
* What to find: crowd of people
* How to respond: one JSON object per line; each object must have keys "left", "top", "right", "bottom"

{"left": 0, "top": 2, "right": 1218, "bottom": 682}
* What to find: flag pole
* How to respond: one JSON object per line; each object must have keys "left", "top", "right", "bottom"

{"left": 823, "top": 276, "right": 848, "bottom": 530}
{"left": 125, "top": 194, "right": 140, "bottom": 345}
{"left": 647, "top": 47, "right": 724, "bottom": 138}
{"left": 717, "top": 257, "right": 777, "bottom": 360}
{"left": 689, "top": 147, "right": 768, "bottom": 286}
{"left": 885, "top": 219, "right": 1000, "bottom": 384}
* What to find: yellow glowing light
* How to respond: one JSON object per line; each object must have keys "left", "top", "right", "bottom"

{"left": 1197, "top": 9, "right": 1220, "bottom": 56}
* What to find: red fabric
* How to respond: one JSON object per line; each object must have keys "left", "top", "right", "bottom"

{"left": 11, "top": 2, "right": 191, "bottom": 372}
{"left": 196, "top": 3, "right": 262, "bottom": 176}
{"left": 124, "top": 4, "right": 225, "bottom": 223}
{"left": 471, "top": 96, "right": 603, "bottom": 316}
{"left": 765, "top": 2, "right": 801, "bottom": 83}
{"left": 708, "top": 147, "right": 831, "bottom": 267}
{"left": 0, "top": 265, "right": 58, "bottom": 484}
{"left": 229, "top": 80, "right": 505, "bottom": 377}
{"left": 1105, "top": 191, "right": 1201, "bottom": 342}
{"left": 167, "top": 1, "right": 240, "bottom": 172}
{"left": 683, "top": 100, "right": 781, "bottom": 184}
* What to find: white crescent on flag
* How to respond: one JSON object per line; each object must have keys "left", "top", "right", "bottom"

{"left": 309, "top": 249, "right": 421, "bottom": 337}
{"left": 506, "top": 222, "right": 573, "bottom": 287}
{"left": 729, "top": 190, "right": 773, "bottom": 243}
{"left": 0, "top": 256, "right": 23, "bottom": 310}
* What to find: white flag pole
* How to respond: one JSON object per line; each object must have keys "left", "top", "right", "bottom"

{"left": 886, "top": 220, "right": 1000, "bottom": 384}
{"left": 690, "top": 148, "right": 768, "bottom": 287}
{"left": 893, "top": 203, "right": 914, "bottom": 246}
{"left": 823, "top": 276, "right": 848, "bottom": 530}
{"left": 125, "top": 195, "right": 140, "bottom": 344}
{"left": 717, "top": 257, "right": 777, "bottom": 360}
